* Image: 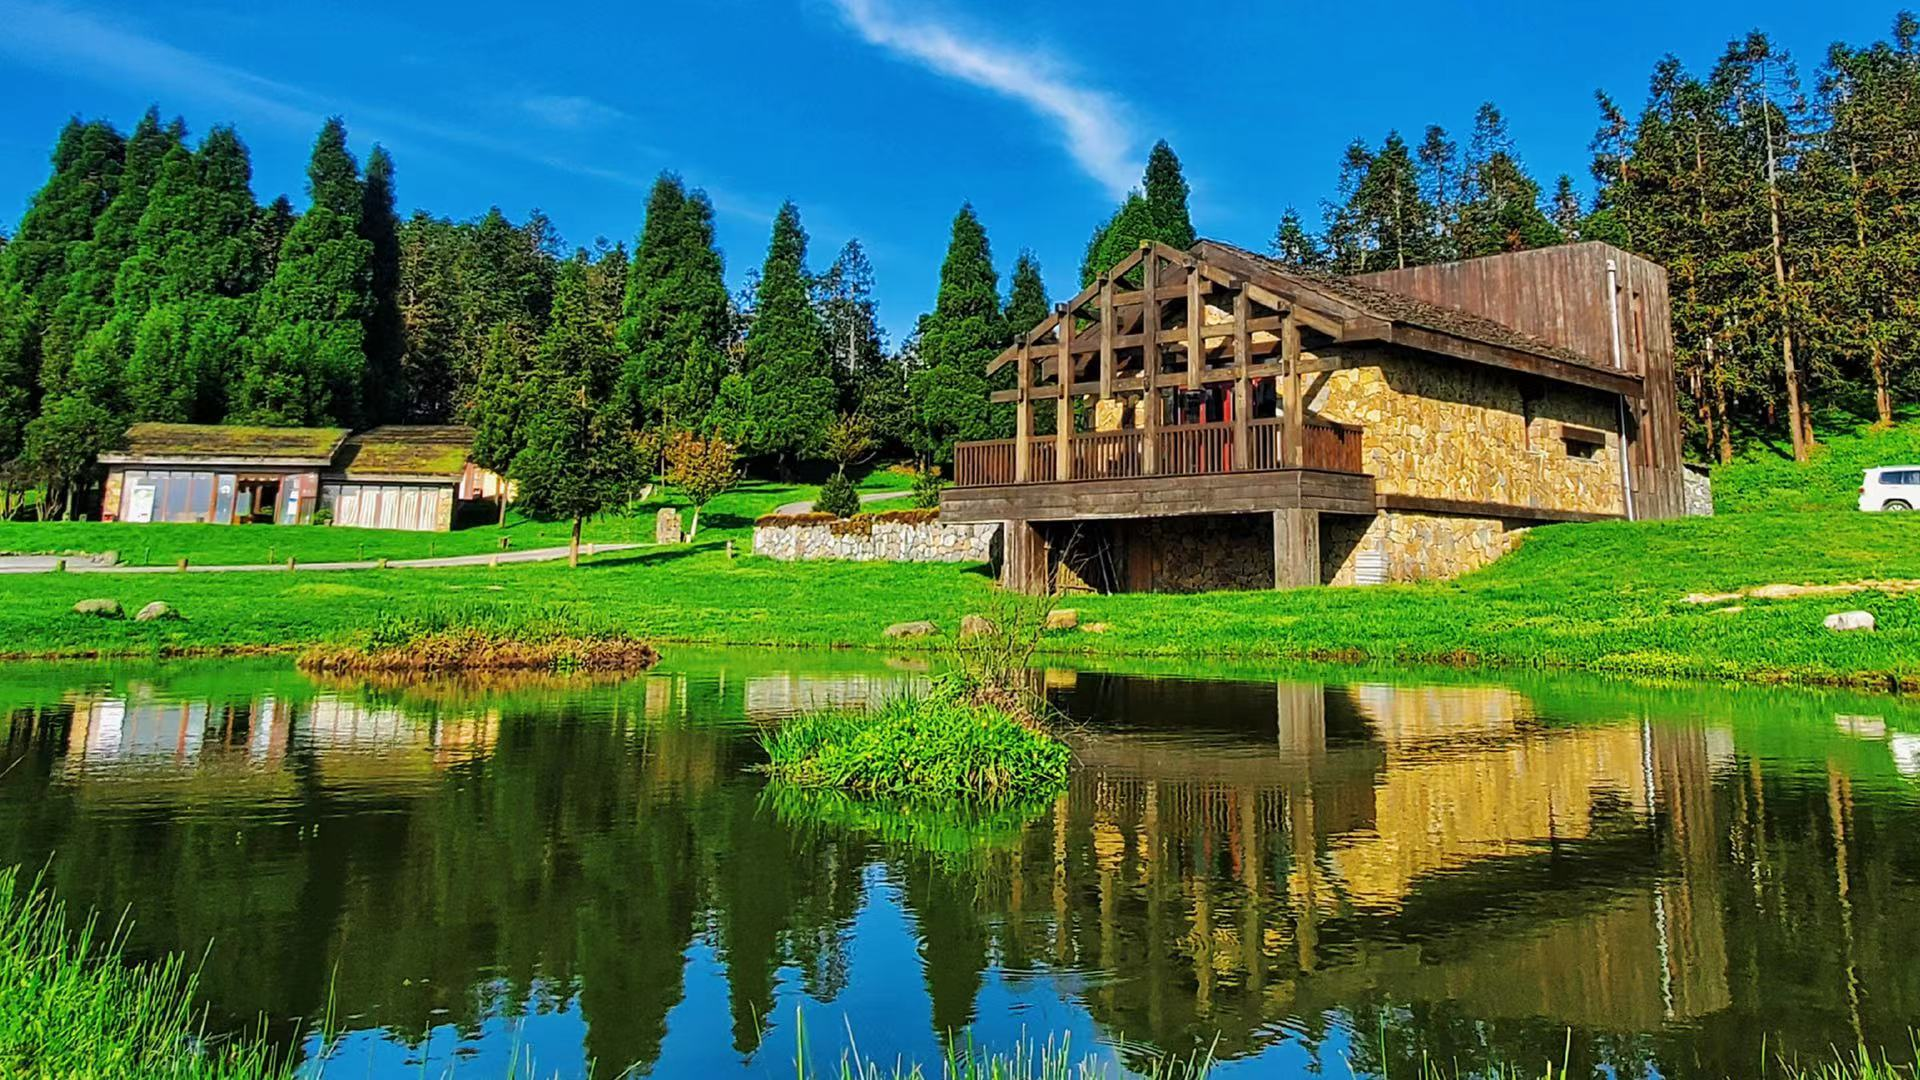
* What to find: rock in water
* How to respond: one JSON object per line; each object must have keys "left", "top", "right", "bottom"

{"left": 1045, "top": 608, "right": 1080, "bottom": 631}
{"left": 959, "top": 614, "right": 997, "bottom": 638}
{"left": 135, "top": 601, "right": 180, "bottom": 622}
{"left": 883, "top": 620, "right": 939, "bottom": 639}
{"left": 73, "top": 598, "right": 123, "bottom": 619}
{"left": 1824, "top": 610, "right": 1876, "bottom": 632}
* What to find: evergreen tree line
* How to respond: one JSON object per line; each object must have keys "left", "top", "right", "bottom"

{"left": 1264, "top": 13, "right": 1920, "bottom": 462}
{"left": 7, "top": 10, "right": 1915, "bottom": 516}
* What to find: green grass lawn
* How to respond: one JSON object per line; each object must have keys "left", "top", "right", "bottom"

{"left": 4, "top": 437, "right": 1920, "bottom": 689}
{"left": 1713, "top": 417, "right": 1920, "bottom": 513}
{"left": 0, "top": 472, "right": 890, "bottom": 566}
{"left": 3, "top": 501, "right": 1918, "bottom": 690}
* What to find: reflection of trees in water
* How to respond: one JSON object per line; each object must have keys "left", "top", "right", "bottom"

{"left": 4, "top": 665, "right": 1920, "bottom": 1078}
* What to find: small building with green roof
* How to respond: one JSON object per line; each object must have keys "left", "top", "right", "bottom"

{"left": 99, "top": 423, "right": 501, "bottom": 532}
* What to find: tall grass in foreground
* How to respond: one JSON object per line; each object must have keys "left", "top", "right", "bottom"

{"left": 0, "top": 867, "right": 288, "bottom": 1080}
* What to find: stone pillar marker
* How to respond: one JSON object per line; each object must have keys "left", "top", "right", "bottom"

{"left": 655, "top": 507, "right": 683, "bottom": 545}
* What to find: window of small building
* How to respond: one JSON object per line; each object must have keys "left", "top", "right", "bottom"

{"left": 1562, "top": 425, "right": 1607, "bottom": 461}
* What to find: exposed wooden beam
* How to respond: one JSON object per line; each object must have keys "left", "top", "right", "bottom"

{"left": 1097, "top": 276, "right": 1116, "bottom": 400}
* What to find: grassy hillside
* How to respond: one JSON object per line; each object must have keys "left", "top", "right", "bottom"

{"left": 2, "top": 504, "right": 1917, "bottom": 691}
{"left": 1713, "top": 420, "right": 1920, "bottom": 513}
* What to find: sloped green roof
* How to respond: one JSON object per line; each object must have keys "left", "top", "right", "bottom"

{"left": 107, "top": 423, "right": 350, "bottom": 464}
{"left": 335, "top": 426, "right": 474, "bottom": 479}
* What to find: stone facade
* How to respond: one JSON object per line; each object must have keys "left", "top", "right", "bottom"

{"left": 1312, "top": 346, "right": 1629, "bottom": 517}
{"left": 753, "top": 515, "right": 1000, "bottom": 564}
{"left": 1323, "top": 510, "right": 1528, "bottom": 586}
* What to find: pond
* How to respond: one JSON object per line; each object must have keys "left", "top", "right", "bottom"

{"left": 2, "top": 649, "right": 1918, "bottom": 1078}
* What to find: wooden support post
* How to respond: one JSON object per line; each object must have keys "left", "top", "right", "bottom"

{"left": 1273, "top": 508, "right": 1320, "bottom": 589}
{"left": 1098, "top": 276, "right": 1115, "bottom": 401}
{"left": 1185, "top": 263, "right": 1203, "bottom": 392}
{"left": 1001, "top": 519, "right": 1049, "bottom": 595}
{"left": 1232, "top": 285, "right": 1251, "bottom": 469}
{"left": 1055, "top": 305, "right": 1073, "bottom": 481}
{"left": 1280, "top": 313, "right": 1303, "bottom": 468}
{"left": 1141, "top": 245, "right": 1160, "bottom": 475}
{"left": 1015, "top": 340, "right": 1032, "bottom": 482}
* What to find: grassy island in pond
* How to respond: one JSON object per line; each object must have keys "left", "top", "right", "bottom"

{"left": 297, "top": 607, "right": 660, "bottom": 676}
{"left": 762, "top": 684, "right": 1071, "bottom": 802}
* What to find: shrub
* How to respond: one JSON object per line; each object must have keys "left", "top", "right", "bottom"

{"left": 760, "top": 680, "right": 1071, "bottom": 801}
{"left": 814, "top": 470, "right": 860, "bottom": 519}
{"left": 911, "top": 466, "right": 947, "bottom": 509}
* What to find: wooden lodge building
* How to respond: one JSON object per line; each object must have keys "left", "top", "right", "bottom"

{"left": 99, "top": 423, "right": 502, "bottom": 532}
{"left": 940, "top": 240, "right": 1688, "bottom": 593}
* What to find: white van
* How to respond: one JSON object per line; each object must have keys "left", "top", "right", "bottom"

{"left": 1859, "top": 467, "right": 1920, "bottom": 511}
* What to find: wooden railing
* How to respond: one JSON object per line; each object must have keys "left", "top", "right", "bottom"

{"left": 953, "top": 418, "right": 1365, "bottom": 487}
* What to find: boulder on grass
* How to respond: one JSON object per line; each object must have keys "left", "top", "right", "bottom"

{"left": 1824, "top": 610, "right": 1876, "bottom": 632}
{"left": 1045, "top": 608, "right": 1080, "bottom": 631}
{"left": 959, "top": 614, "right": 997, "bottom": 638}
{"left": 884, "top": 620, "right": 939, "bottom": 639}
{"left": 73, "top": 598, "right": 123, "bottom": 619}
{"left": 135, "top": 601, "right": 180, "bottom": 623}
{"left": 655, "top": 507, "right": 683, "bottom": 545}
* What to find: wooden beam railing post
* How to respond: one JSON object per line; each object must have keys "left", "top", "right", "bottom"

{"left": 1186, "top": 262, "right": 1203, "bottom": 392}
{"left": 1014, "top": 340, "right": 1032, "bottom": 482}
{"left": 1055, "top": 305, "right": 1073, "bottom": 481}
{"left": 1098, "top": 275, "right": 1115, "bottom": 401}
{"left": 1141, "top": 244, "right": 1160, "bottom": 476}
{"left": 1232, "top": 284, "right": 1250, "bottom": 470}
{"left": 1280, "top": 313, "right": 1303, "bottom": 468}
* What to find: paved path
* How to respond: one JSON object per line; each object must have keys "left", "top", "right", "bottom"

{"left": 0, "top": 543, "right": 644, "bottom": 575}
{"left": 770, "top": 490, "right": 915, "bottom": 516}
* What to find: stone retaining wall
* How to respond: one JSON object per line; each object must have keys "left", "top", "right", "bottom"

{"left": 1323, "top": 510, "right": 1527, "bottom": 585}
{"left": 753, "top": 512, "right": 1001, "bottom": 564}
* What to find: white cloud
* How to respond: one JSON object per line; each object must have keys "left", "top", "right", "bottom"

{"left": 518, "top": 94, "right": 629, "bottom": 131}
{"left": 0, "top": 0, "right": 691, "bottom": 202}
{"left": 828, "top": 0, "right": 1140, "bottom": 197}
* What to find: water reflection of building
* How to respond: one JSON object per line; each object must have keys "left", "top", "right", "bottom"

{"left": 1021, "top": 674, "right": 1735, "bottom": 1059}
{"left": 55, "top": 688, "right": 498, "bottom": 793}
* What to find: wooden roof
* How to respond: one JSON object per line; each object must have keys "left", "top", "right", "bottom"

{"left": 101, "top": 423, "right": 350, "bottom": 466}
{"left": 333, "top": 425, "right": 474, "bottom": 480}
{"left": 1194, "top": 241, "right": 1642, "bottom": 397}
{"left": 983, "top": 240, "right": 1643, "bottom": 399}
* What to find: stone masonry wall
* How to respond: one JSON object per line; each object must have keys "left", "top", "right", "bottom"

{"left": 1323, "top": 510, "right": 1527, "bottom": 585}
{"left": 1312, "top": 346, "right": 1628, "bottom": 516}
{"left": 753, "top": 516, "right": 1000, "bottom": 564}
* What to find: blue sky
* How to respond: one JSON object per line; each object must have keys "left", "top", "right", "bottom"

{"left": 0, "top": 0, "right": 1895, "bottom": 341}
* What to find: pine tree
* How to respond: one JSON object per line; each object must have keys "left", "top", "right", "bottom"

{"left": 40, "top": 113, "right": 165, "bottom": 403}
{"left": 237, "top": 118, "right": 373, "bottom": 426}
{"left": 1079, "top": 193, "right": 1158, "bottom": 284}
{"left": 1417, "top": 125, "right": 1461, "bottom": 259}
{"left": 1003, "top": 250, "right": 1049, "bottom": 335}
{"left": 908, "top": 204, "right": 1003, "bottom": 462}
{"left": 1081, "top": 140, "right": 1198, "bottom": 282}
{"left": 1455, "top": 104, "right": 1562, "bottom": 257}
{"left": 1325, "top": 133, "right": 1438, "bottom": 272}
{"left": 818, "top": 239, "right": 903, "bottom": 439}
{"left": 112, "top": 126, "right": 262, "bottom": 422}
{"left": 619, "top": 174, "right": 730, "bottom": 429}
{"left": 360, "top": 145, "right": 405, "bottom": 423}
{"left": 1142, "top": 140, "right": 1196, "bottom": 249}
{"left": 0, "top": 117, "right": 123, "bottom": 465}
{"left": 1549, "top": 175, "right": 1584, "bottom": 240}
{"left": 510, "top": 248, "right": 639, "bottom": 564}
{"left": 1267, "top": 207, "right": 1328, "bottom": 267}
{"left": 715, "top": 201, "right": 836, "bottom": 470}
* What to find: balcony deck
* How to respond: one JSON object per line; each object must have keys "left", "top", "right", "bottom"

{"left": 942, "top": 419, "right": 1375, "bottom": 525}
